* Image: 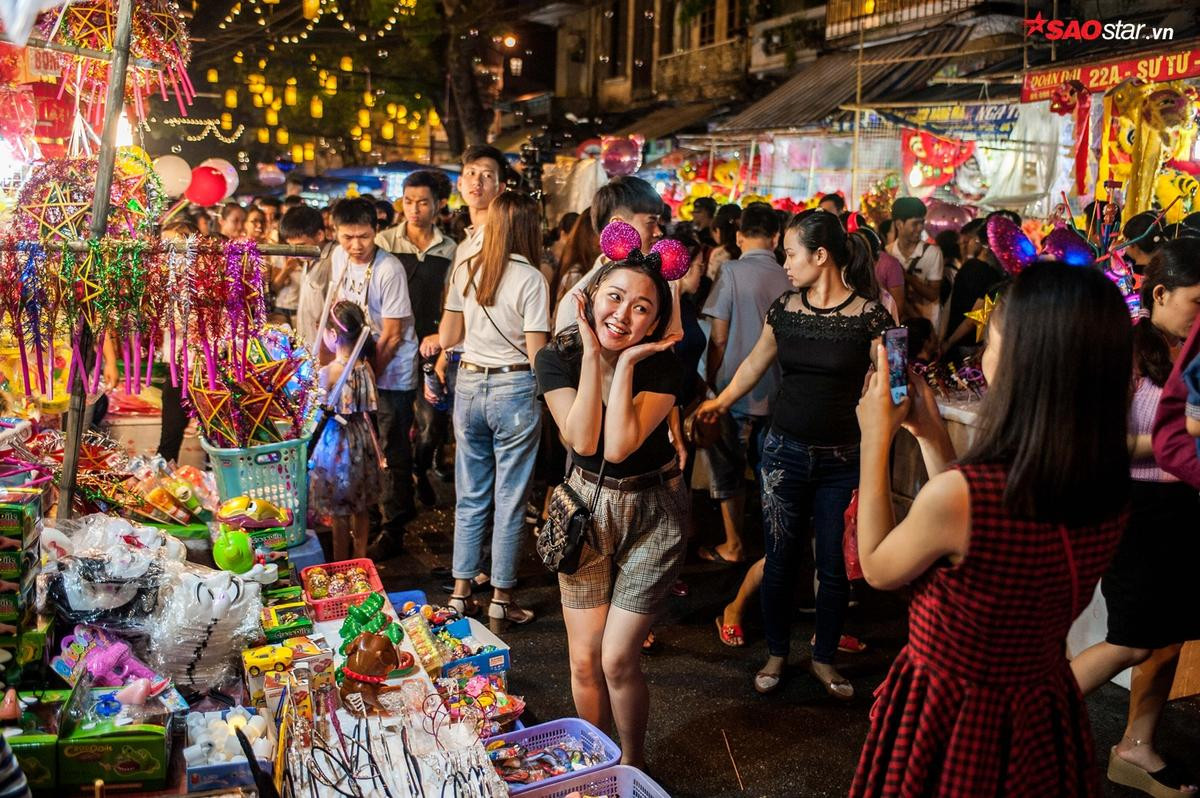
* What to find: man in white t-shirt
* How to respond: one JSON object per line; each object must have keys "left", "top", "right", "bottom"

{"left": 887, "top": 196, "right": 944, "bottom": 330}
{"left": 327, "top": 197, "right": 420, "bottom": 557}
{"left": 553, "top": 176, "right": 683, "bottom": 338}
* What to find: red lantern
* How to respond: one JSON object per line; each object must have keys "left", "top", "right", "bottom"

{"left": 186, "top": 165, "right": 227, "bottom": 206}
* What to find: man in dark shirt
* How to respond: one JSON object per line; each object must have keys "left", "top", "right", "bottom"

{"left": 944, "top": 217, "right": 1005, "bottom": 360}
{"left": 692, "top": 196, "right": 718, "bottom": 249}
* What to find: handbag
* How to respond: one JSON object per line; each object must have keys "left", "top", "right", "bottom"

{"left": 537, "top": 461, "right": 608, "bottom": 575}
{"left": 842, "top": 489, "right": 863, "bottom": 581}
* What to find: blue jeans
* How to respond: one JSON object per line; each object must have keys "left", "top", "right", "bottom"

{"left": 759, "top": 428, "right": 859, "bottom": 664}
{"left": 451, "top": 369, "right": 541, "bottom": 590}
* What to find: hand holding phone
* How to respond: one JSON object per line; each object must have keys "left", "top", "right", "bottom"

{"left": 884, "top": 327, "right": 909, "bottom": 406}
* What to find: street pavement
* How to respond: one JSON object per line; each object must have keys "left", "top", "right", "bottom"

{"left": 363, "top": 482, "right": 1200, "bottom": 798}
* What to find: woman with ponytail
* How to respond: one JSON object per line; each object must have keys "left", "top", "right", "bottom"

{"left": 697, "top": 210, "right": 890, "bottom": 699}
{"left": 1071, "top": 238, "right": 1200, "bottom": 797}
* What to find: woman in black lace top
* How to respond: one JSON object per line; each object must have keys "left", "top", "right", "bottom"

{"left": 698, "top": 210, "right": 892, "bottom": 699}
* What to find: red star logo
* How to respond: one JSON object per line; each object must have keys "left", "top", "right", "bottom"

{"left": 1024, "top": 12, "right": 1047, "bottom": 36}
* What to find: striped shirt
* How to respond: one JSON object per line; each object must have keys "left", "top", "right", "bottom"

{"left": 1131, "top": 376, "right": 1178, "bottom": 483}
{"left": 0, "top": 735, "right": 30, "bottom": 798}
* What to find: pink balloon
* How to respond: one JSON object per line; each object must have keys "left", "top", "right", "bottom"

{"left": 600, "top": 137, "right": 642, "bottom": 177}
{"left": 924, "top": 200, "right": 974, "bottom": 238}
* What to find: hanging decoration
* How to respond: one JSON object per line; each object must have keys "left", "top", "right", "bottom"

{"left": 35, "top": 0, "right": 193, "bottom": 122}
{"left": 1049, "top": 80, "right": 1091, "bottom": 197}
{"left": 859, "top": 173, "right": 900, "bottom": 227}
{"left": 900, "top": 129, "right": 975, "bottom": 197}
{"left": 599, "top": 136, "right": 643, "bottom": 178}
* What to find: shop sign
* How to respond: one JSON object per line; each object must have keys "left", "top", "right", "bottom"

{"left": 880, "top": 104, "right": 1020, "bottom": 138}
{"left": 1022, "top": 47, "right": 1200, "bottom": 102}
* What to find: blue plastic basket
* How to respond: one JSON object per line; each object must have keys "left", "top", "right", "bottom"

{"left": 200, "top": 435, "right": 310, "bottom": 547}
{"left": 490, "top": 718, "right": 620, "bottom": 795}
{"left": 519, "top": 766, "right": 670, "bottom": 798}
{"left": 386, "top": 590, "right": 428, "bottom": 610}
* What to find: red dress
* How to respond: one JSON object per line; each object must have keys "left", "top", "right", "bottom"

{"left": 850, "top": 463, "right": 1126, "bottom": 798}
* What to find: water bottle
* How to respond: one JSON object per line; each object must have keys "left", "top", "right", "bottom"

{"left": 422, "top": 361, "right": 448, "bottom": 411}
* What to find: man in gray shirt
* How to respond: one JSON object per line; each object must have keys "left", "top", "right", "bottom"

{"left": 698, "top": 203, "right": 791, "bottom": 564}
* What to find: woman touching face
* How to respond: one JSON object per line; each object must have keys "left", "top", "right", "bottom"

{"left": 590, "top": 269, "right": 662, "bottom": 352}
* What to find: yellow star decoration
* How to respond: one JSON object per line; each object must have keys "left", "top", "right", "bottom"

{"left": 22, "top": 181, "right": 91, "bottom": 242}
{"left": 965, "top": 294, "right": 997, "bottom": 343}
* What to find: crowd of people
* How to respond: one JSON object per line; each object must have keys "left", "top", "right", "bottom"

{"left": 166, "top": 148, "right": 1200, "bottom": 797}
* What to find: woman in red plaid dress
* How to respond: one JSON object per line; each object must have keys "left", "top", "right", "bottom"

{"left": 850, "top": 263, "right": 1133, "bottom": 797}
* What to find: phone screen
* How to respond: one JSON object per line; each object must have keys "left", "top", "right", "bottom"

{"left": 884, "top": 327, "right": 909, "bottom": 405}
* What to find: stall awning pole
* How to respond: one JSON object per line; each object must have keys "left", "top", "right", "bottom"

{"left": 58, "top": 0, "right": 134, "bottom": 520}
{"left": 851, "top": 16, "right": 865, "bottom": 212}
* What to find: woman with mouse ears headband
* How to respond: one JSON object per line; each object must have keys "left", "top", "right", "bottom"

{"left": 534, "top": 220, "right": 692, "bottom": 770}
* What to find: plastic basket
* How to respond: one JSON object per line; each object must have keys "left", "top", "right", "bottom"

{"left": 519, "top": 766, "right": 670, "bottom": 798}
{"left": 490, "top": 718, "right": 620, "bottom": 795}
{"left": 387, "top": 590, "right": 428, "bottom": 611}
{"left": 301, "top": 559, "right": 385, "bottom": 621}
{"left": 200, "top": 435, "right": 310, "bottom": 547}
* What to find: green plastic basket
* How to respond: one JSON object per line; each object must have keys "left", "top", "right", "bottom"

{"left": 199, "top": 435, "right": 311, "bottom": 547}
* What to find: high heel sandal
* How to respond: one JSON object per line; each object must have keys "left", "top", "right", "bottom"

{"left": 488, "top": 599, "right": 534, "bottom": 634}
{"left": 448, "top": 594, "right": 480, "bottom": 617}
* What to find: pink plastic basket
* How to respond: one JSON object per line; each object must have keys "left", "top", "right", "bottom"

{"left": 301, "top": 558, "right": 384, "bottom": 621}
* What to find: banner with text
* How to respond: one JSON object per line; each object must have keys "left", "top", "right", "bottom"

{"left": 1022, "top": 47, "right": 1200, "bottom": 102}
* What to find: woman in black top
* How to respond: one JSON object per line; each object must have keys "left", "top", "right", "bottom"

{"left": 535, "top": 241, "right": 687, "bottom": 769}
{"left": 698, "top": 210, "right": 891, "bottom": 699}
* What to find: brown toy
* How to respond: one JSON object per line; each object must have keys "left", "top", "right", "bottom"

{"left": 338, "top": 631, "right": 404, "bottom": 714}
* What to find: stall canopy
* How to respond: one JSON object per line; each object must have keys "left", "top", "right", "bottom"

{"left": 613, "top": 101, "right": 722, "bottom": 141}
{"left": 718, "top": 26, "right": 973, "bottom": 133}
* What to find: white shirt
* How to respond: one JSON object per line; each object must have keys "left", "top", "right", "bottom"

{"left": 553, "top": 254, "right": 684, "bottom": 339}
{"left": 445, "top": 253, "right": 550, "bottom": 367}
{"left": 887, "top": 239, "right": 944, "bottom": 328}
{"left": 332, "top": 247, "right": 419, "bottom": 391}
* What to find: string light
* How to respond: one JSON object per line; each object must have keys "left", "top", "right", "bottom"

{"left": 142, "top": 116, "right": 246, "bottom": 144}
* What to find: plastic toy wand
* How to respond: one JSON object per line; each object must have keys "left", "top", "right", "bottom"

{"left": 307, "top": 326, "right": 371, "bottom": 461}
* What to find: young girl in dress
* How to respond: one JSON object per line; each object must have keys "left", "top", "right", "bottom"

{"left": 309, "top": 302, "right": 383, "bottom": 561}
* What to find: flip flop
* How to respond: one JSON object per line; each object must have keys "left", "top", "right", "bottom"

{"left": 811, "top": 634, "right": 869, "bottom": 654}
{"left": 641, "top": 631, "right": 659, "bottom": 655}
{"left": 715, "top": 617, "right": 745, "bottom": 647}
{"left": 698, "top": 545, "right": 744, "bottom": 566}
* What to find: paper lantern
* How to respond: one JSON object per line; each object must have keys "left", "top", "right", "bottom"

{"left": 252, "top": 94, "right": 263, "bottom": 108}
{"left": 206, "top": 68, "right": 219, "bottom": 83}
{"left": 340, "top": 56, "right": 352, "bottom": 72}
{"left": 262, "top": 86, "right": 274, "bottom": 105}
{"left": 186, "top": 165, "right": 227, "bottom": 206}
{"left": 291, "top": 144, "right": 304, "bottom": 163}
{"left": 350, "top": 125, "right": 362, "bottom": 137}
{"left": 224, "top": 88, "right": 238, "bottom": 108}
{"left": 200, "top": 158, "right": 239, "bottom": 198}
{"left": 382, "top": 120, "right": 395, "bottom": 140}
{"left": 276, "top": 127, "right": 289, "bottom": 145}
{"left": 284, "top": 85, "right": 297, "bottom": 106}
{"left": 324, "top": 75, "right": 337, "bottom": 95}
{"left": 357, "top": 108, "right": 370, "bottom": 128}
{"left": 359, "top": 135, "right": 372, "bottom": 153}
{"left": 302, "top": 0, "right": 320, "bottom": 19}
{"left": 265, "top": 108, "right": 279, "bottom": 126}
{"left": 153, "top": 154, "right": 192, "bottom": 197}
{"left": 363, "top": 91, "right": 374, "bottom": 107}
{"left": 220, "top": 113, "right": 233, "bottom": 130}
{"left": 396, "top": 105, "right": 407, "bottom": 119}
{"left": 429, "top": 109, "right": 440, "bottom": 127}
{"left": 310, "top": 95, "right": 323, "bottom": 118}
{"left": 271, "top": 98, "right": 282, "bottom": 111}
{"left": 257, "top": 128, "right": 269, "bottom": 144}
{"left": 248, "top": 75, "right": 264, "bottom": 93}
{"left": 386, "top": 102, "right": 396, "bottom": 116}
{"left": 303, "top": 143, "right": 315, "bottom": 161}
{"left": 233, "top": 51, "right": 244, "bottom": 64}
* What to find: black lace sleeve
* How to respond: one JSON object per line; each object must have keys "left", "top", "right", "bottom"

{"left": 765, "top": 290, "right": 796, "bottom": 329}
{"left": 864, "top": 301, "right": 894, "bottom": 338}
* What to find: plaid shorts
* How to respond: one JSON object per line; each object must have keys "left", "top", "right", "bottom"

{"left": 558, "top": 463, "right": 690, "bottom": 615}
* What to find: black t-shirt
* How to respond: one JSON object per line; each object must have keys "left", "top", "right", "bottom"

{"left": 946, "top": 257, "right": 1005, "bottom": 352}
{"left": 767, "top": 291, "right": 892, "bottom": 446}
{"left": 394, "top": 252, "right": 451, "bottom": 343}
{"left": 534, "top": 346, "right": 683, "bottom": 478}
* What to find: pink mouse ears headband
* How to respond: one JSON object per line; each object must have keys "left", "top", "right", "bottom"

{"left": 599, "top": 219, "right": 691, "bottom": 281}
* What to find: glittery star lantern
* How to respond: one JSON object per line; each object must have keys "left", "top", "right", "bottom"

{"left": 965, "top": 294, "right": 997, "bottom": 343}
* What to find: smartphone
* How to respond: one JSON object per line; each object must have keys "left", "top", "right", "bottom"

{"left": 883, "top": 327, "right": 909, "bottom": 405}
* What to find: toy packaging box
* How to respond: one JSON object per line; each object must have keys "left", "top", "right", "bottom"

{"left": 8, "top": 689, "right": 71, "bottom": 790}
{"left": 244, "top": 633, "right": 333, "bottom": 707}
{"left": 185, "top": 707, "right": 277, "bottom": 793}
{"left": 55, "top": 685, "right": 171, "bottom": 789}
{"left": 439, "top": 618, "right": 511, "bottom": 681}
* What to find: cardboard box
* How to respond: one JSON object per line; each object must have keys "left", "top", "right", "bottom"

{"left": 9, "top": 689, "right": 70, "bottom": 790}
{"left": 244, "top": 634, "right": 333, "bottom": 706}
{"left": 185, "top": 708, "right": 277, "bottom": 793}
{"left": 0, "top": 490, "right": 42, "bottom": 545}
{"left": 439, "top": 618, "right": 510, "bottom": 680}
{"left": 56, "top": 686, "right": 170, "bottom": 789}
{"left": 260, "top": 600, "right": 312, "bottom": 643}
